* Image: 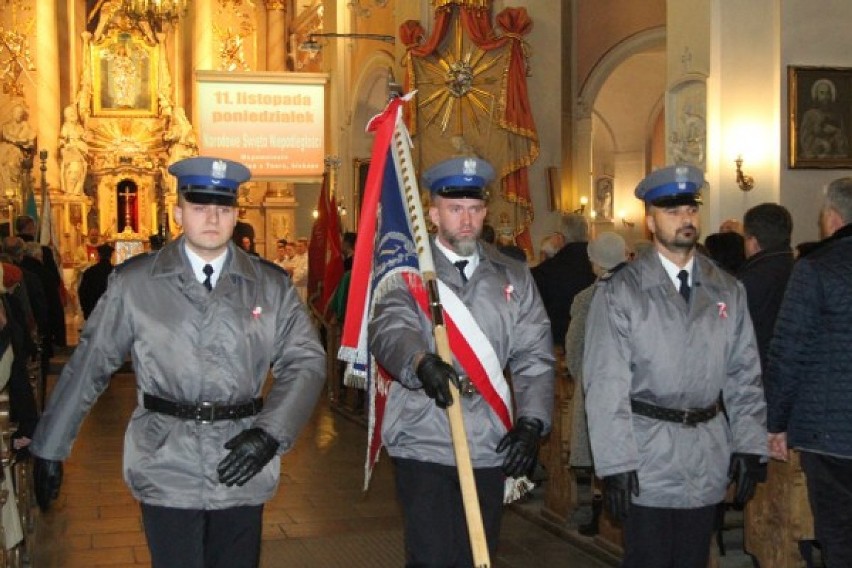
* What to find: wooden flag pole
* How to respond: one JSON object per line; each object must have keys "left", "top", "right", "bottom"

{"left": 389, "top": 117, "right": 491, "bottom": 568}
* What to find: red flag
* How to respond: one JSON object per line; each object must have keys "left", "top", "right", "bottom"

{"left": 307, "top": 172, "right": 344, "bottom": 313}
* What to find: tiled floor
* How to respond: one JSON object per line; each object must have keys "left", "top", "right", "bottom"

{"left": 31, "top": 368, "right": 615, "bottom": 568}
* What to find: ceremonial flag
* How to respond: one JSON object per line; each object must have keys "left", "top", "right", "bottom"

{"left": 338, "top": 96, "right": 419, "bottom": 486}
{"left": 24, "top": 186, "right": 38, "bottom": 224}
{"left": 307, "top": 172, "right": 344, "bottom": 313}
{"left": 38, "top": 186, "right": 55, "bottom": 246}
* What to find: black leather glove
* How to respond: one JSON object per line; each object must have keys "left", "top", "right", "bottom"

{"left": 729, "top": 453, "right": 763, "bottom": 506}
{"left": 217, "top": 428, "right": 280, "bottom": 487}
{"left": 603, "top": 470, "right": 640, "bottom": 521}
{"left": 34, "top": 458, "right": 63, "bottom": 512}
{"left": 496, "top": 417, "right": 544, "bottom": 478}
{"left": 415, "top": 353, "right": 461, "bottom": 409}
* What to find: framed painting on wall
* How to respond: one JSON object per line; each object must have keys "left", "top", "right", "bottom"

{"left": 788, "top": 65, "right": 852, "bottom": 168}
{"left": 594, "top": 175, "right": 614, "bottom": 221}
{"left": 92, "top": 34, "right": 159, "bottom": 117}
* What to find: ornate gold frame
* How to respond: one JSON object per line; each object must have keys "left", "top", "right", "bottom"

{"left": 91, "top": 34, "right": 159, "bottom": 117}
{"left": 788, "top": 65, "right": 852, "bottom": 169}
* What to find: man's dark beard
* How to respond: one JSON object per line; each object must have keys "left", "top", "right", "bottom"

{"left": 657, "top": 226, "right": 699, "bottom": 253}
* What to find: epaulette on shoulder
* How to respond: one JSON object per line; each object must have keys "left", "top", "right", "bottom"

{"left": 257, "top": 256, "right": 289, "bottom": 276}
{"left": 113, "top": 251, "right": 154, "bottom": 272}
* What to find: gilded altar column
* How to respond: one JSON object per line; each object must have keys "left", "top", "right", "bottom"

{"left": 36, "top": 0, "right": 60, "bottom": 190}
{"left": 265, "top": 0, "right": 290, "bottom": 198}
{"left": 193, "top": 0, "right": 215, "bottom": 71}
{"left": 265, "top": 1, "right": 287, "bottom": 71}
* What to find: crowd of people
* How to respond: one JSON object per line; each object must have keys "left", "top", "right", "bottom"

{"left": 9, "top": 151, "right": 849, "bottom": 568}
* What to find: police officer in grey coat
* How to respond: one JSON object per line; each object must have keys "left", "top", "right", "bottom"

{"left": 369, "top": 157, "right": 554, "bottom": 566}
{"left": 30, "top": 157, "right": 326, "bottom": 568}
{"left": 583, "top": 165, "right": 768, "bottom": 567}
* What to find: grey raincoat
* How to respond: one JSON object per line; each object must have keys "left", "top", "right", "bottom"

{"left": 583, "top": 250, "right": 767, "bottom": 508}
{"left": 31, "top": 238, "right": 325, "bottom": 509}
{"left": 369, "top": 240, "right": 554, "bottom": 468}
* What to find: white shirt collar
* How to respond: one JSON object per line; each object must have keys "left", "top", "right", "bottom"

{"left": 184, "top": 243, "right": 228, "bottom": 289}
{"left": 434, "top": 237, "right": 479, "bottom": 279}
{"left": 657, "top": 252, "right": 694, "bottom": 290}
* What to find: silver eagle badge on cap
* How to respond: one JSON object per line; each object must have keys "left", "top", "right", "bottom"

{"left": 463, "top": 158, "right": 477, "bottom": 176}
{"left": 211, "top": 159, "right": 227, "bottom": 181}
{"left": 674, "top": 165, "right": 689, "bottom": 189}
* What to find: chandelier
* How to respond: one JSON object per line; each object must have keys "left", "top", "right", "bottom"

{"left": 123, "top": 0, "right": 189, "bottom": 29}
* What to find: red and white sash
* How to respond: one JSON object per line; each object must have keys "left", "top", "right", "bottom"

{"left": 403, "top": 273, "right": 513, "bottom": 431}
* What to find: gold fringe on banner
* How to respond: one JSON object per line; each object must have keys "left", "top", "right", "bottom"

{"left": 432, "top": 0, "right": 492, "bottom": 10}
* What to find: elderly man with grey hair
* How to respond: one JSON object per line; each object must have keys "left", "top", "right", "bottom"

{"left": 537, "top": 232, "right": 566, "bottom": 263}
{"left": 531, "top": 213, "right": 595, "bottom": 345}
{"left": 767, "top": 177, "right": 852, "bottom": 568}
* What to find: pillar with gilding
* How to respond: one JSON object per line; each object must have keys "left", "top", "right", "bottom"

{"left": 193, "top": 0, "right": 215, "bottom": 72}
{"left": 265, "top": 0, "right": 288, "bottom": 71}
{"left": 35, "top": 0, "right": 60, "bottom": 190}
{"left": 265, "top": 0, "right": 290, "bottom": 199}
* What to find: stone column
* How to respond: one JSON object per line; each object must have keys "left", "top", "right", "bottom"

{"left": 36, "top": 0, "right": 60, "bottom": 189}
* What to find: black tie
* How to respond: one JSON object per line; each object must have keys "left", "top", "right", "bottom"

{"left": 202, "top": 264, "right": 214, "bottom": 292}
{"left": 454, "top": 260, "right": 469, "bottom": 284}
{"left": 677, "top": 269, "right": 690, "bottom": 303}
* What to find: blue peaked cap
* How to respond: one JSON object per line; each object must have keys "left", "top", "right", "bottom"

{"left": 635, "top": 164, "right": 704, "bottom": 206}
{"left": 168, "top": 156, "right": 251, "bottom": 205}
{"left": 423, "top": 157, "right": 495, "bottom": 199}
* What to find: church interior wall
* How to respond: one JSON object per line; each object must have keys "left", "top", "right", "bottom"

{"left": 697, "top": 0, "right": 779, "bottom": 239}
{"left": 574, "top": 0, "right": 666, "bottom": 94}
{"left": 779, "top": 0, "right": 852, "bottom": 247}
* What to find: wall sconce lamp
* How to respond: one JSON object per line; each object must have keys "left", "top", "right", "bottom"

{"left": 573, "top": 196, "right": 588, "bottom": 215}
{"left": 299, "top": 32, "right": 396, "bottom": 54}
{"left": 619, "top": 210, "right": 635, "bottom": 228}
{"left": 735, "top": 155, "right": 754, "bottom": 191}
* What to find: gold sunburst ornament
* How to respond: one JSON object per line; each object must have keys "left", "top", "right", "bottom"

{"left": 414, "top": 20, "right": 504, "bottom": 136}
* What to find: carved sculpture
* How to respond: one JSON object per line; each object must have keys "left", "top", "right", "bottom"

{"left": 0, "top": 102, "right": 36, "bottom": 197}
{"left": 59, "top": 105, "right": 89, "bottom": 195}
{"left": 161, "top": 103, "right": 198, "bottom": 194}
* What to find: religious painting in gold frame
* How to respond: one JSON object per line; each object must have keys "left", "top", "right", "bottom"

{"left": 788, "top": 65, "right": 852, "bottom": 169}
{"left": 91, "top": 33, "right": 159, "bottom": 117}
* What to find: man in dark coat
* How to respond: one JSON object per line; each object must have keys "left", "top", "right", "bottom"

{"left": 737, "top": 203, "right": 795, "bottom": 370}
{"left": 16, "top": 215, "right": 66, "bottom": 347}
{"left": 531, "top": 213, "right": 595, "bottom": 345}
{"left": 78, "top": 243, "right": 114, "bottom": 319}
{"left": 767, "top": 177, "right": 852, "bottom": 568}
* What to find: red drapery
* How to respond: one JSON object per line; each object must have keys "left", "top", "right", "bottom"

{"left": 400, "top": 5, "right": 539, "bottom": 254}
{"left": 308, "top": 172, "right": 344, "bottom": 314}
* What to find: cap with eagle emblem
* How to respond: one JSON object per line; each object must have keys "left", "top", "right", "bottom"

{"left": 634, "top": 164, "right": 704, "bottom": 207}
{"left": 422, "top": 156, "right": 495, "bottom": 200}
{"left": 168, "top": 156, "right": 251, "bottom": 206}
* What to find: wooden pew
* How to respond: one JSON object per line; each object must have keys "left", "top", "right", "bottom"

{"left": 0, "top": 391, "right": 25, "bottom": 567}
{"left": 744, "top": 452, "right": 815, "bottom": 567}
{"left": 541, "top": 347, "right": 579, "bottom": 524}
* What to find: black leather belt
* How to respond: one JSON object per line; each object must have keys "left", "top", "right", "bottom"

{"left": 630, "top": 398, "right": 721, "bottom": 426}
{"left": 143, "top": 393, "right": 263, "bottom": 423}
